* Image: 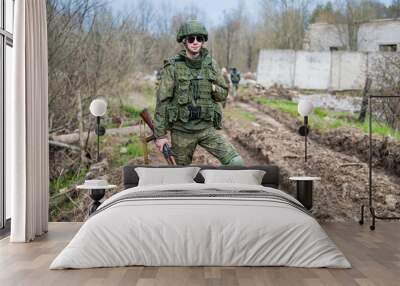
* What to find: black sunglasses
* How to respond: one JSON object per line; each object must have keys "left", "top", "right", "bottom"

{"left": 186, "top": 35, "right": 205, "bottom": 44}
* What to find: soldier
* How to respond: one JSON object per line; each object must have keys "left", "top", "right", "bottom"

{"left": 230, "top": 67, "right": 241, "bottom": 97}
{"left": 153, "top": 20, "right": 244, "bottom": 166}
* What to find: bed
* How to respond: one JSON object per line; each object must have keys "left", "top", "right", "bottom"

{"left": 50, "top": 165, "right": 351, "bottom": 269}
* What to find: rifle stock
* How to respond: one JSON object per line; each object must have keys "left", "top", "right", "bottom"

{"left": 139, "top": 109, "right": 155, "bottom": 131}
{"left": 139, "top": 108, "right": 176, "bottom": 165}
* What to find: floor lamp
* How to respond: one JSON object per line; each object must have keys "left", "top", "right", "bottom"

{"left": 359, "top": 94, "right": 400, "bottom": 230}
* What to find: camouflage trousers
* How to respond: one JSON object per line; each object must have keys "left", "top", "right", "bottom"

{"left": 171, "top": 127, "right": 240, "bottom": 166}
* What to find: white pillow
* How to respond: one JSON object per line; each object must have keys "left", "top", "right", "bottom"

{"left": 200, "top": 169, "right": 266, "bottom": 185}
{"left": 135, "top": 167, "right": 201, "bottom": 186}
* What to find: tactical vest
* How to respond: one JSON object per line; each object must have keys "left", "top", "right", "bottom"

{"left": 165, "top": 54, "right": 223, "bottom": 130}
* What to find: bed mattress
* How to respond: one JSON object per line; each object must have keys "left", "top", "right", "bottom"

{"left": 50, "top": 183, "right": 351, "bottom": 269}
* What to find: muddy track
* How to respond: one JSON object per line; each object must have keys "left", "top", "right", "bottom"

{"left": 224, "top": 101, "right": 400, "bottom": 222}
{"left": 238, "top": 96, "right": 400, "bottom": 178}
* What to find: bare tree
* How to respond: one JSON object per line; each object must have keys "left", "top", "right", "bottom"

{"left": 370, "top": 53, "right": 400, "bottom": 131}
{"left": 259, "top": 0, "right": 312, "bottom": 50}
{"left": 212, "top": 5, "right": 243, "bottom": 68}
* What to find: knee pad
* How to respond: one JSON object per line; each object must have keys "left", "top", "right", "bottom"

{"left": 226, "top": 155, "right": 244, "bottom": 166}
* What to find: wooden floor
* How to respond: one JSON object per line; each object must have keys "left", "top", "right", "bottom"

{"left": 0, "top": 222, "right": 399, "bottom": 286}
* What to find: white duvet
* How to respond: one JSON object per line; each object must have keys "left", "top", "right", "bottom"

{"left": 50, "top": 183, "right": 351, "bottom": 269}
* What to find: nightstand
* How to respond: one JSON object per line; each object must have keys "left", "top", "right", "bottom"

{"left": 77, "top": 182, "right": 116, "bottom": 215}
{"left": 289, "top": 177, "right": 321, "bottom": 210}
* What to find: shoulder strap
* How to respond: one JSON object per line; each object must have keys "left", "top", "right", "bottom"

{"left": 163, "top": 54, "right": 186, "bottom": 80}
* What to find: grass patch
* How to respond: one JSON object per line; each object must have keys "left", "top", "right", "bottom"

{"left": 104, "top": 122, "right": 120, "bottom": 129}
{"left": 355, "top": 120, "right": 400, "bottom": 140}
{"left": 50, "top": 168, "right": 88, "bottom": 195}
{"left": 255, "top": 97, "right": 400, "bottom": 139}
{"left": 255, "top": 97, "right": 298, "bottom": 117}
{"left": 49, "top": 168, "right": 88, "bottom": 220}
{"left": 225, "top": 107, "right": 257, "bottom": 123}
{"left": 313, "top": 107, "right": 328, "bottom": 118}
{"left": 112, "top": 135, "right": 144, "bottom": 167}
{"left": 121, "top": 104, "right": 142, "bottom": 120}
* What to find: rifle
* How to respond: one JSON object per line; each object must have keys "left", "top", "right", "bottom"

{"left": 139, "top": 108, "right": 176, "bottom": 165}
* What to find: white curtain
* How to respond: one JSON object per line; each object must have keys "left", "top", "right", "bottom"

{"left": 8, "top": 0, "right": 49, "bottom": 242}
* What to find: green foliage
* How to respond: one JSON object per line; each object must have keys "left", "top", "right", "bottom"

{"left": 49, "top": 168, "right": 88, "bottom": 220}
{"left": 225, "top": 107, "right": 257, "bottom": 122}
{"left": 50, "top": 168, "right": 88, "bottom": 195}
{"left": 313, "top": 107, "right": 328, "bottom": 118}
{"left": 126, "top": 138, "right": 144, "bottom": 157}
{"left": 104, "top": 122, "right": 120, "bottom": 129}
{"left": 256, "top": 97, "right": 400, "bottom": 140}
{"left": 355, "top": 119, "right": 400, "bottom": 140}
{"left": 255, "top": 97, "right": 298, "bottom": 117}
{"left": 121, "top": 105, "right": 141, "bottom": 119}
{"left": 113, "top": 136, "right": 144, "bottom": 167}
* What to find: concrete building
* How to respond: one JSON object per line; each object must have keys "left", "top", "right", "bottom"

{"left": 303, "top": 23, "right": 349, "bottom": 51}
{"left": 358, "top": 19, "right": 400, "bottom": 52}
{"left": 304, "top": 19, "right": 400, "bottom": 52}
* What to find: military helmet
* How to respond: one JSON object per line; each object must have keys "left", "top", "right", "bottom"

{"left": 176, "top": 20, "right": 208, "bottom": 43}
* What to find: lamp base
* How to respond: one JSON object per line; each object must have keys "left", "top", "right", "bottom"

{"left": 298, "top": 125, "right": 309, "bottom": 136}
{"left": 95, "top": 125, "right": 106, "bottom": 136}
{"left": 89, "top": 189, "right": 105, "bottom": 215}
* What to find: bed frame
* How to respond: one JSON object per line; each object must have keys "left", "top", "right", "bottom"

{"left": 122, "top": 165, "right": 280, "bottom": 189}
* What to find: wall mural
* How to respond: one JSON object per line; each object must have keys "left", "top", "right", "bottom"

{"left": 46, "top": 0, "right": 400, "bottom": 229}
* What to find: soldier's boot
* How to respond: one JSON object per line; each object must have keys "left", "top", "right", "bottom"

{"left": 226, "top": 155, "right": 244, "bottom": 166}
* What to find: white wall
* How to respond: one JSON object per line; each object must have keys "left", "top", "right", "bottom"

{"left": 294, "top": 51, "right": 331, "bottom": 90}
{"left": 256, "top": 49, "right": 395, "bottom": 90}
{"left": 330, "top": 52, "right": 367, "bottom": 90}
{"left": 256, "top": 50, "right": 296, "bottom": 88}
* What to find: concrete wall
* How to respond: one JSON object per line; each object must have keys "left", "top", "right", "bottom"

{"left": 294, "top": 51, "right": 331, "bottom": 89}
{"left": 256, "top": 50, "right": 296, "bottom": 88}
{"left": 330, "top": 52, "right": 367, "bottom": 90}
{"left": 257, "top": 50, "right": 396, "bottom": 90}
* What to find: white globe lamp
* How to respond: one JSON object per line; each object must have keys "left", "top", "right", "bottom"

{"left": 89, "top": 99, "right": 108, "bottom": 162}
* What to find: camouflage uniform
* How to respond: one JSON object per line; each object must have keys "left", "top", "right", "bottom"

{"left": 153, "top": 21, "right": 243, "bottom": 166}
